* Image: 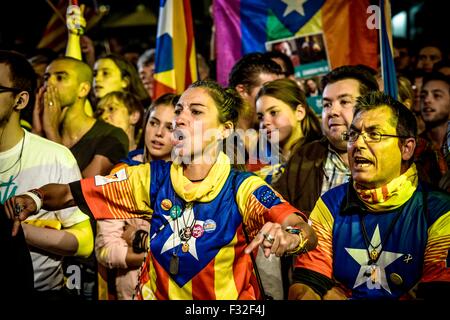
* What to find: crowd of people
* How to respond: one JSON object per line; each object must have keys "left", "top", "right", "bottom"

{"left": 1, "top": 5, "right": 449, "bottom": 301}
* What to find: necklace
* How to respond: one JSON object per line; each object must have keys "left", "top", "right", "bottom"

{"left": 0, "top": 134, "right": 25, "bottom": 182}
{"left": 180, "top": 202, "right": 196, "bottom": 252}
{"left": 359, "top": 210, "right": 402, "bottom": 265}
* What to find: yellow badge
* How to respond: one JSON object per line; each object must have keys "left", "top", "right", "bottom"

{"left": 161, "top": 199, "right": 172, "bottom": 211}
{"left": 390, "top": 273, "right": 403, "bottom": 286}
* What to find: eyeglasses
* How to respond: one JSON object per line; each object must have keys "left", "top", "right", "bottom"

{"left": 0, "top": 85, "right": 22, "bottom": 94}
{"left": 341, "top": 130, "right": 411, "bottom": 143}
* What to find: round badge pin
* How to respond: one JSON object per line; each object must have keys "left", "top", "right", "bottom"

{"left": 192, "top": 224, "right": 204, "bottom": 238}
{"left": 182, "top": 243, "right": 190, "bottom": 253}
{"left": 169, "top": 205, "right": 182, "bottom": 219}
{"left": 390, "top": 273, "right": 403, "bottom": 286}
{"left": 203, "top": 219, "right": 217, "bottom": 233}
{"left": 161, "top": 199, "right": 172, "bottom": 211}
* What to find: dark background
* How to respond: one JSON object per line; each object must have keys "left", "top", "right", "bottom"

{"left": 0, "top": 0, "right": 213, "bottom": 58}
{"left": 0, "top": 0, "right": 448, "bottom": 59}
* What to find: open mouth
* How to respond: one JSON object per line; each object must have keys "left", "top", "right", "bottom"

{"left": 151, "top": 140, "right": 164, "bottom": 148}
{"left": 353, "top": 156, "right": 373, "bottom": 168}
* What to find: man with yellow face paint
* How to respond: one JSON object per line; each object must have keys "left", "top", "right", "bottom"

{"left": 289, "top": 91, "right": 450, "bottom": 300}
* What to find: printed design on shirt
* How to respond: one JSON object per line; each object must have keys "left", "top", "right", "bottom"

{"left": 94, "top": 168, "right": 128, "bottom": 186}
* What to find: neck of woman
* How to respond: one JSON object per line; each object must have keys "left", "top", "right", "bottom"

{"left": 183, "top": 162, "right": 214, "bottom": 182}
{"left": 182, "top": 147, "right": 220, "bottom": 181}
{"left": 281, "top": 127, "right": 303, "bottom": 161}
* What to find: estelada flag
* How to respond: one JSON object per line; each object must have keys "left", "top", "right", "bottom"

{"left": 214, "top": 0, "right": 378, "bottom": 85}
{"left": 153, "top": 0, "right": 198, "bottom": 99}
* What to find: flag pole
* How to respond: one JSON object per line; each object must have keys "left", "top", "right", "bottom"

{"left": 45, "top": 0, "right": 66, "bottom": 24}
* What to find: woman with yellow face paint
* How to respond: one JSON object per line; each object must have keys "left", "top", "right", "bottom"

{"left": 6, "top": 80, "right": 317, "bottom": 300}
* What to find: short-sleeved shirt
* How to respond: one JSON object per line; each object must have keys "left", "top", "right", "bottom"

{"left": 0, "top": 130, "right": 89, "bottom": 290}
{"left": 70, "top": 120, "right": 129, "bottom": 171}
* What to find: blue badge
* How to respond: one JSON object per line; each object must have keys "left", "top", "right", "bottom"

{"left": 203, "top": 219, "right": 217, "bottom": 233}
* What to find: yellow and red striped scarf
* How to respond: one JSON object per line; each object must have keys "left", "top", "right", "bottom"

{"left": 353, "top": 164, "right": 418, "bottom": 212}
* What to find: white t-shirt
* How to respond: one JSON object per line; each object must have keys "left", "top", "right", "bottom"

{"left": 0, "top": 130, "right": 89, "bottom": 291}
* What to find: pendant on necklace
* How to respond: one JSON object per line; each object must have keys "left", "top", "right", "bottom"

{"left": 169, "top": 253, "right": 179, "bottom": 275}
{"left": 182, "top": 242, "right": 190, "bottom": 253}
{"left": 364, "top": 264, "right": 379, "bottom": 284}
{"left": 179, "top": 227, "right": 192, "bottom": 242}
{"left": 370, "top": 265, "right": 379, "bottom": 284}
{"left": 370, "top": 249, "right": 379, "bottom": 262}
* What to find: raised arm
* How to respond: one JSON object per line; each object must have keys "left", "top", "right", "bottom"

{"left": 65, "top": 4, "right": 85, "bottom": 59}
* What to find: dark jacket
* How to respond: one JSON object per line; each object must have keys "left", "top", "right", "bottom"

{"left": 272, "top": 137, "right": 329, "bottom": 216}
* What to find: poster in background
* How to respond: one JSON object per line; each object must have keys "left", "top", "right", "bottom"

{"left": 266, "top": 32, "right": 330, "bottom": 114}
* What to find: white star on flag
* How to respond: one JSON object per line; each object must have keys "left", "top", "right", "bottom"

{"left": 159, "top": 205, "right": 204, "bottom": 260}
{"left": 345, "top": 225, "right": 404, "bottom": 294}
{"left": 281, "top": 0, "right": 308, "bottom": 17}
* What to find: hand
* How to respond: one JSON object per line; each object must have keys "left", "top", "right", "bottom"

{"left": 66, "top": 4, "right": 86, "bottom": 36}
{"left": 42, "top": 85, "right": 63, "bottom": 138}
{"left": 80, "top": 35, "right": 96, "bottom": 67}
{"left": 244, "top": 222, "right": 299, "bottom": 258}
{"left": 31, "top": 86, "right": 45, "bottom": 136}
{"left": 122, "top": 223, "right": 138, "bottom": 247}
{"left": 4, "top": 195, "right": 38, "bottom": 237}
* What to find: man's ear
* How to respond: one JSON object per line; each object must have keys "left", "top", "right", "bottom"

{"left": 401, "top": 137, "right": 416, "bottom": 161}
{"left": 13, "top": 91, "right": 29, "bottom": 111}
{"left": 295, "top": 104, "right": 306, "bottom": 122}
{"left": 78, "top": 81, "right": 91, "bottom": 98}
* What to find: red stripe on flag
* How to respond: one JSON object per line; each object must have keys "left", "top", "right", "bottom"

{"left": 154, "top": 80, "right": 176, "bottom": 100}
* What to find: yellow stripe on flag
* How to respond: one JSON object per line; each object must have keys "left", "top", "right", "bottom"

{"left": 295, "top": 9, "right": 323, "bottom": 37}
{"left": 214, "top": 234, "right": 239, "bottom": 299}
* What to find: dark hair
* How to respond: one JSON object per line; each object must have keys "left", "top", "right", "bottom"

{"left": 255, "top": 78, "right": 322, "bottom": 143}
{"left": 432, "top": 59, "right": 450, "bottom": 73}
{"left": 422, "top": 71, "right": 450, "bottom": 93}
{"left": 228, "top": 53, "right": 283, "bottom": 92}
{"left": 321, "top": 65, "right": 379, "bottom": 96}
{"left": 354, "top": 91, "right": 417, "bottom": 148}
{"left": 189, "top": 80, "right": 243, "bottom": 126}
{"left": 98, "top": 53, "right": 150, "bottom": 106}
{"left": 0, "top": 50, "right": 37, "bottom": 109}
{"left": 265, "top": 50, "right": 295, "bottom": 77}
{"left": 96, "top": 91, "right": 145, "bottom": 137}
